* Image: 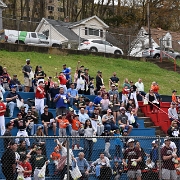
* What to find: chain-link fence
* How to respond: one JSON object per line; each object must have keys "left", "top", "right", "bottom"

{"left": 0, "top": 136, "right": 179, "bottom": 180}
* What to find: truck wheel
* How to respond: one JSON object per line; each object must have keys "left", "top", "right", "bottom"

{"left": 52, "top": 44, "right": 61, "bottom": 48}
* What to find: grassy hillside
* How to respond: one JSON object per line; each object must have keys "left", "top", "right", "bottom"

{"left": 0, "top": 50, "right": 179, "bottom": 95}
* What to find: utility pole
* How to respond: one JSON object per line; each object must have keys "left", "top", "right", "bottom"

{"left": 147, "top": 2, "right": 152, "bottom": 54}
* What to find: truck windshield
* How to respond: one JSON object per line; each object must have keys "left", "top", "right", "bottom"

{"left": 37, "top": 33, "right": 47, "bottom": 39}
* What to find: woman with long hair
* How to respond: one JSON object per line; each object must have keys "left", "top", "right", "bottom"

{"left": 110, "top": 94, "right": 120, "bottom": 122}
{"left": 83, "top": 119, "right": 96, "bottom": 161}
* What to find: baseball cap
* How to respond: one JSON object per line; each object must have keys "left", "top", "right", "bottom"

{"left": 38, "top": 65, "right": 42, "bottom": 68}
{"left": 164, "top": 136, "right": 171, "bottom": 142}
{"left": 69, "top": 107, "right": 74, "bottom": 112}
{"left": 97, "top": 70, "right": 102, "bottom": 73}
{"left": 26, "top": 59, "right": 30, "bottom": 62}
{"left": 62, "top": 113, "right": 66, "bottom": 116}
{"left": 120, "top": 107, "right": 126, "bottom": 111}
{"left": 130, "top": 81, "right": 133, "bottom": 83}
{"left": 80, "top": 65, "right": 84, "bottom": 68}
{"left": 84, "top": 68, "right": 89, "bottom": 71}
{"left": 37, "top": 126, "right": 43, "bottom": 130}
{"left": 17, "top": 113, "right": 22, "bottom": 116}
{"left": 5, "top": 122, "right": 14, "bottom": 128}
{"left": 44, "top": 105, "right": 48, "bottom": 109}
{"left": 123, "top": 129, "right": 128, "bottom": 133}
{"left": 11, "top": 85, "right": 17, "bottom": 88}
{"left": 13, "top": 74, "right": 17, "bottom": 77}
{"left": 127, "top": 138, "right": 135, "bottom": 144}
{"left": 171, "top": 102, "right": 176, "bottom": 105}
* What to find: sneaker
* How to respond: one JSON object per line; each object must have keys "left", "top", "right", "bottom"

{"left": 63, "top": 174, "right": 67, "bottom": 180}
{"left": 79, "top": 147, "right": 84, "bottom": 150}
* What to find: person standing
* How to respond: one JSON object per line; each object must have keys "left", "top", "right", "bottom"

{"left": 1, "top": 141, "right": 18, "bottom": 180}
{"left": 35, "top": 81, "right": 45, "bottom": 114}
{"left": 84, "top": 68, "right": 91, "bottom": 95}
{"left": 27, "top": 146, "right": 48, "bottom": 180}
{"left": 122, "top": 138, "right": 142, "bottom": 180}
{"left": 54, "top": 87, "right": 68, "bottom": 116}
{"left": 35, "top": 66, "right": 45, "bottom": 84}
{"left": 3, "top": 122, "right": 14, "bottom": 149}
{"left": 83, "top": 119, "right": 96, "bottom": 161}
{"left": 135, "top": 78, "right": 146, "bottom": 101}
{"left": 161, "top": 137, "right": 177, "bottom": 180}
{"left": 62, "top": 64, "right": 71, "bottom": 89}
{"left": 6, "top": 85, "right": 29, "bottom": 117}
{"left": 0, "top": 97, "right": 6, "bottom": 135}
{"left": 18, "top": 154, "right": 32, "bottom": 180}
{"left": 109, "top": 72, "right": 120, "bottom": 90}
{"left": 96, "top": 70, "right": 104, "bottom": 93}
{"left": 22, "top": 59, "right": 33, "bottom": 92}
{"left": 10, "top": 74, "right": 23, "bottom": 92}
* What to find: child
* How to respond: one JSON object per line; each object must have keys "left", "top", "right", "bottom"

{"left": 121, "top": 86, "right": 129, "bottom": 105}
{"left": 71, "top": 114, "right": 82, "bottom": 149}
{"left": 89, "top": 77, "right": 95, "bottom": 95}
{"left": 112, "top": 160, "right": 123, "bottom": 180}
{"left": 114, "top": 129, "right": 122, "bottom": 161}
{"left": 56, "top": 113, "right": 69, "bottom": 142}
{"left": 18, "top": 154, "right": 32, "bottom": 180}
{"left": 172, "top": 90, "right": 177, "bottom": 104}
{"left": 50, "top": 146, "right": 61, "bottom": 167}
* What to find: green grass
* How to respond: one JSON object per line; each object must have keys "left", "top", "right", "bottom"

{"left": 0, "top": 50, "right": 179, "bottom": 95}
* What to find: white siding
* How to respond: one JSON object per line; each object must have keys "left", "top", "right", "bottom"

{"left": 163, "top": 32, "right": 172, "bottom": 48}
{"left": 71, "top": 18, "right": 106, "bottom": 40}
{"left": 37, "top": 23, "right": 68, "bottom": 43}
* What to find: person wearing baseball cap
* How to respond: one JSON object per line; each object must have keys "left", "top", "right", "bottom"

{"left": 3, "top": 122, "right": 14, "bottom": 149}
{"left": 172, "top": 90, "right": 177, "bottom": 104}
{"left": 123, "top": 138, "right": 142, "bottom": 180}
{"left": 35, "top": 65, "right": 45, "bottom": 84}
{"left": 102, "top": 109, "right": 118, "bottom": 132}
{"left": 161, "top": 136, "right": 177, "bottom": 180}
{"left": 22, "top": 59, "right": 33, "bottom": 92}
{"left": 96, "top": 70, "right": 103, "bottom": 92}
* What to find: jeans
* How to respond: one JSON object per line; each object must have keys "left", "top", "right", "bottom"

{"left": 104, "top": 123, "right": 118, "bottom": 132}
{"left": 8, "top": 102, "right": 28, "bottom": 117}
{"left": 84, "top": 139, "right": 93, "bottom": 161}
{"left": 66, "top": 124, "right": 72, "bottom": 136}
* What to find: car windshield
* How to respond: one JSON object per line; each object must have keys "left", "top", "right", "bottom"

{"left": 37, "top": 33, "right": 47, "bottom": 39}
{"left": 103, "top": 41, "right": 111, "bottom": 46}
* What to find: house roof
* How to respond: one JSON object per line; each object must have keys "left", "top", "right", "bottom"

{"left": 143, "top": 26, "right": 180, "bottom": 51}
{"left": 43, "top": 18, "right": 80, "bottom": 42}
{"left": 0, "top": 0, "right": 7, "bottom": 8}
{"left": 69, "top": 15, "right": 109, "bottom": 29}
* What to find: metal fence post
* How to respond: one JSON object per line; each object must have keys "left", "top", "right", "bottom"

{"left": 67, "top": 137, "right": 70, "bottom": 180}
{"left": 158, "top": 136, "right": 162, "bottom": 180}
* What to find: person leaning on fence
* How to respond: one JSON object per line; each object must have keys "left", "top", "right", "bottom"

{"left": 161, "top": 137, "right": 177, "bottom": 180}
{"left": 122, "top": 138, "right": 142, "bottom": 180}
{"left": 91, "top": 152, "right": 112, "bottom": 180}
{"left": 72, "top": 152, "right": 90, "bottom": 180}
{"left": 1, "top": 141, "right": 18, "bottom": 180}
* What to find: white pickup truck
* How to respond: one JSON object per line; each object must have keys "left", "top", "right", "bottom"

{"left": 5, "top": 30, "right": 62, "bottom": 48}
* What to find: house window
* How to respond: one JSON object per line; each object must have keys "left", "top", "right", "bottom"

{"left": 166, "top": 38, "right": 170, "bottom": 47}
{"left": 84, "top": 27, "right": 104, "bottom": 37}
{"left": 48, "top": 16, "right": 54, "bottom": 19}
{"left": 48, "top": 6, "right": 54, "bottom": 11}
{"left": 57, "top": 7, "right": 64, "bottom": 12}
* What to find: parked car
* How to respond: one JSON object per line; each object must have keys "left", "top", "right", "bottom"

{"left": 142, "top": 47, "right": 180, "bottom": 59}
{"left": 4, "top": 29, "right": 62, "bottom": 48}
{"left": 78, "top": 39, "right": 123, "bottom": 55}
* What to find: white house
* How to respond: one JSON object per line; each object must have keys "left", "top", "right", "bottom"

{"left": 35, "top": 15, "right": 109, "bottom": 48}
{"left": 130, "top": 27, "right": 179, "bottom": 57}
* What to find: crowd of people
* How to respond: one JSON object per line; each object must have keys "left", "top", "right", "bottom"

{"left": 0, "top": 59, "right": 180, "bottom": 180}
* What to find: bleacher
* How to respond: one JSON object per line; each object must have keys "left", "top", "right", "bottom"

{"left": 0, "top": 92, "right": 160, "bottom": 180}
